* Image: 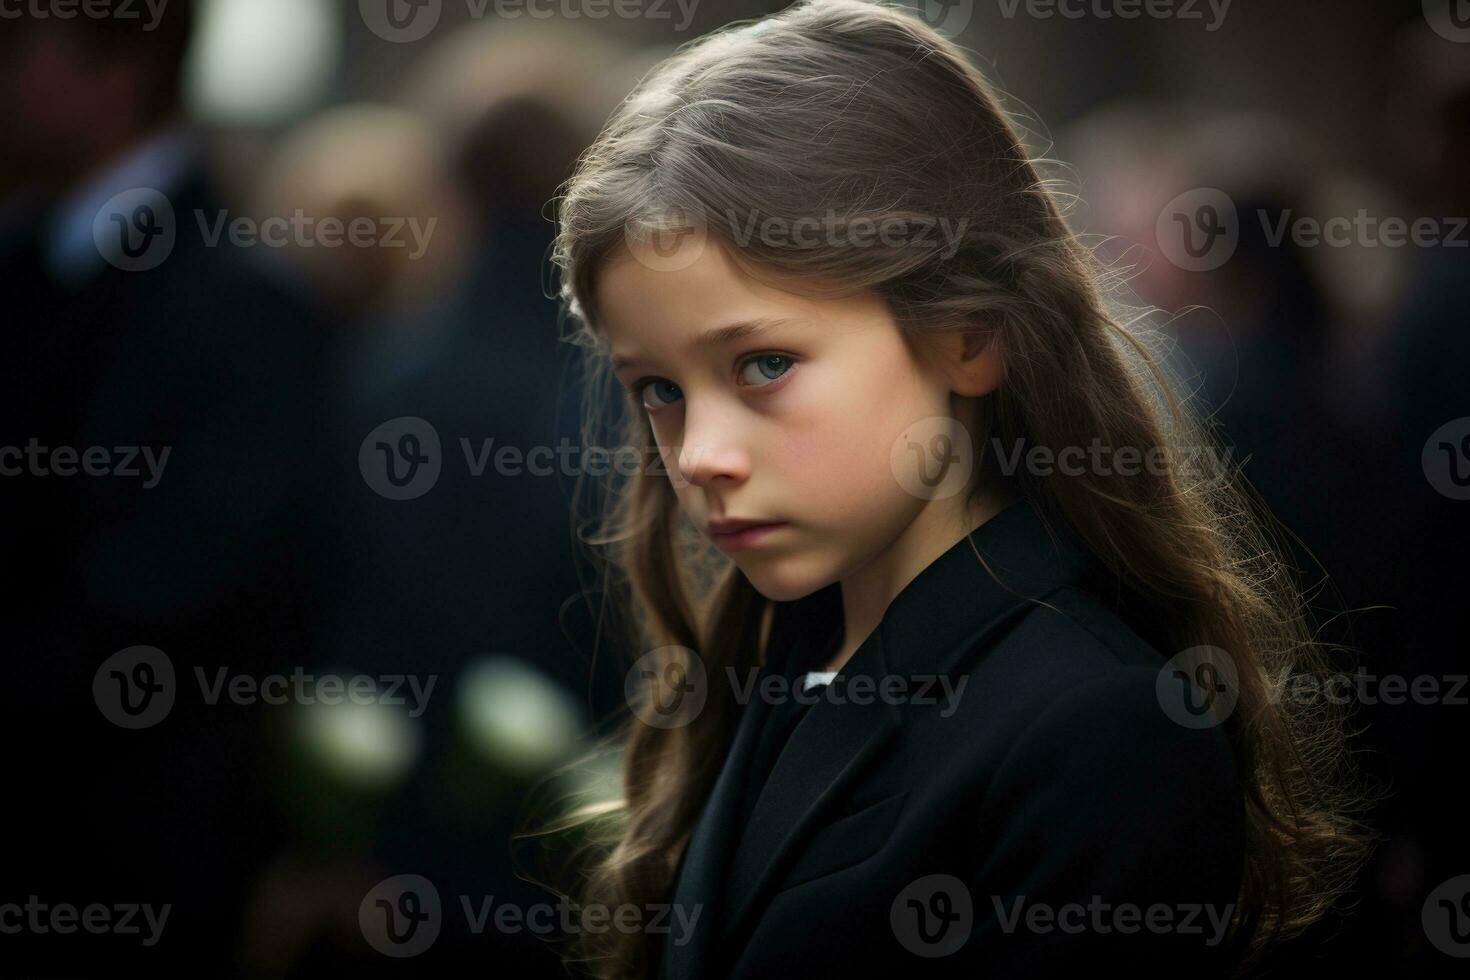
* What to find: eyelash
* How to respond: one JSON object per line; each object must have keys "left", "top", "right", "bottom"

{"left": 632, "top": 352, "right": 798, "bottom": 411}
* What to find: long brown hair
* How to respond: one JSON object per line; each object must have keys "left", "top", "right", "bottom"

{"left": 528, "top": 2, "right": 1381, "bottom": 976}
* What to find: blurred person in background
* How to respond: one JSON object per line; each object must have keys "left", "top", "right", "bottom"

{"left": 1065, "top": 74, "right": 1465, "bottom": 971}
{"left": 1066, "top": 105, "right": 1397, "bottom": 657}
{"left": 1364, "top": 22, "right": 1470, "bottom": 974}
{"left": 0, "top": 0, "right": 331, "bottom": 971}
{"left": 252, "top": 103, "right": 474, "bottom": 327}
{"left": 225, "top": 20, "right": 651, "bottom": 975}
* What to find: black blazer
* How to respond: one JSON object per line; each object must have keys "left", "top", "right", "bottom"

{"left": 659, "top": 498, "right": 1246, "bottom": 979}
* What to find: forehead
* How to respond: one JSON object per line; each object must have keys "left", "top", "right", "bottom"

{"left": 598, "top": 240, "right": 786, "bottom": 327}
{"left": 596, "top": 240, "right": 888, "bottom": 366}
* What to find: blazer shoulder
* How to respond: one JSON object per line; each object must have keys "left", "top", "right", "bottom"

{"left": 975, "top": 582, "right": 1168, "bottom": 679}
{"left": 941, "top": 584, "right": 1219, "bottom": 752}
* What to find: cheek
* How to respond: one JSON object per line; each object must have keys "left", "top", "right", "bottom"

{"left": 774, "top": 372, "right": 930, "bottom": 523}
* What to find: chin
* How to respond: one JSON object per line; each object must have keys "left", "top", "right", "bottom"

{"left": 739, "top": 559, "right": 832, "bottom": 604}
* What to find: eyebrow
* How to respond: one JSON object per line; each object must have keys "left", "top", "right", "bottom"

{"left": 611, "top": 318, "right": 798, "bottom": 373}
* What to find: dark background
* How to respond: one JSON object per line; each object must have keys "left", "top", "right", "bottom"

{"left": 0, "top": 0, "right": 1465, "bottom": 975}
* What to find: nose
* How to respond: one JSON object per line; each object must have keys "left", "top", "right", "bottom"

{"left": 674, "top": 402, "right": 751, "bottom": 489}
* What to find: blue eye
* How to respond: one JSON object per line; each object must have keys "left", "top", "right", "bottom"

{"left": 738, "top": 354, "right": 793, "bottom": 387}
{"left": 633, "top": 354, "right": 794, "bottom": 412}
{"left": 640, "top": 378, "right": 683, "bottom": 410}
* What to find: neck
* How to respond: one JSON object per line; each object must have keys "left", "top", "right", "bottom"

{"left": 824, "top": 482, "right": 1016, "bottom": 674}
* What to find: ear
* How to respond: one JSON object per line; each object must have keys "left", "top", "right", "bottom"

{"left": 927, "top": 327, "right": 1004, "bottom": 397}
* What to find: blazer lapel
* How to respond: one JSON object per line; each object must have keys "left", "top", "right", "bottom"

{"left": 714, "top": 627, "right": 902, "bottom": 951}
{"left": 663, "top": 675, "right": 774, "bottom": 979}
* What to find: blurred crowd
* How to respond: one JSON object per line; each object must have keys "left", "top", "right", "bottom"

{"left": 0, "top": 0, "right": 1464, "bottom": 976}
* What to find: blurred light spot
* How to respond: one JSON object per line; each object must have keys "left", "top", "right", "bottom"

{"left": 293, "top": 686, "right": 422, "bottom": 790}
{"left": 185, "top": 0, "right": 340, "bottom": 126}
{"left": 457, "top": 656, "right": 582, "bottom": 776}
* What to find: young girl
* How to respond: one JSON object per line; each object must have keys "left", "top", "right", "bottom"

{"left": 537, "top": 2, "right": 1377, "bottom": 977}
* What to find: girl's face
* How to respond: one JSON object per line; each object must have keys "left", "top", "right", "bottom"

{"left": 598, "top": 239, "right": 970, "bottom": 603}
